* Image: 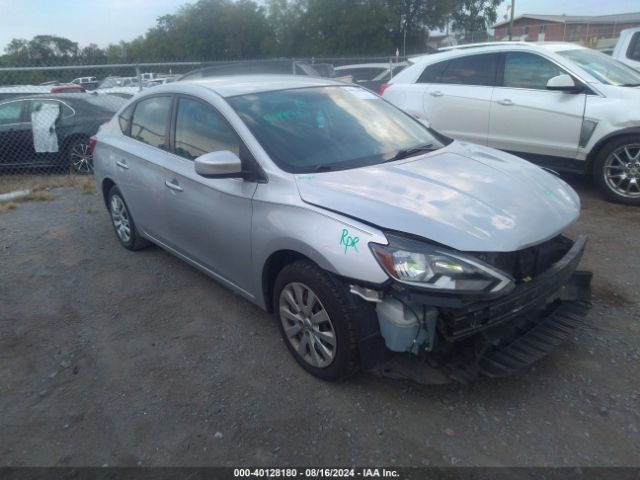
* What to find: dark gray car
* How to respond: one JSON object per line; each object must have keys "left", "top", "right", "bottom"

{"left": 0, "top": 93, "right": 126, "bottom": 173}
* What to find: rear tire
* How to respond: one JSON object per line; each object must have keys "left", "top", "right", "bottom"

{"left": 66, "top": 136, "right": 93, "bottom": 174}
{"left": 593, "top": 136, "right": 640, "bottom": 205}
{"left": 273, "top": 260, "right": 360, "bottom": 381}
{"left": 107, "top": 185, "right": 150, "bottom": 251}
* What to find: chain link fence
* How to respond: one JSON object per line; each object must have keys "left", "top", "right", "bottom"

{"left": 0, "top": 56, "right": 405, "bottom": 178}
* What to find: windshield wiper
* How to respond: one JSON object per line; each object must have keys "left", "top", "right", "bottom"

{"left": 390, "top": 143, "right": 438, "bottom": 161}
{"left": 313, "top": 165, "right": 335, "bottom": 172}
{"left": 622, "top": 83, "right": 640, "bottom": 87}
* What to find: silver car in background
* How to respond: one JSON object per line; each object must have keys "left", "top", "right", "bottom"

{"left": 93, "top": 75, "right": 592, "bottom": 382}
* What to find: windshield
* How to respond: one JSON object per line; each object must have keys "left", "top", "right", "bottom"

{"left": 99, "top": 77, "right": 122, "bottom": 89}
{"left": 557, "top": 49, "right": 640, "bottom": 86}
{"left": 227, "top": 86, "right": 447, "bottom": 173}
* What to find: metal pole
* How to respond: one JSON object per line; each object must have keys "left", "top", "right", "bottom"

{"left": 135, "top": 64, "right": 141, "bottom": 92}
{"left": 585, "top": 22, "right": 590, "bottom": 46}
{"left": 403, "top": 27, "right": 407, "bottom": 58}
{"left": 508, "top": 0, "right": 515, "bottom": 40}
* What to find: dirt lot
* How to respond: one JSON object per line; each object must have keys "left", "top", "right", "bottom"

{"left": 0, "top": 175, "right": 639, "bottom": 467}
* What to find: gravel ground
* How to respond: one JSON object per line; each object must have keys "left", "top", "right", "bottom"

{"left": 0, "top": 175, "right": 639, "bottom": 467}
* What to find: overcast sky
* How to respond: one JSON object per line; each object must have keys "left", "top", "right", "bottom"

{"left": 0, "top": 0, "right": 638, "bottom": 52}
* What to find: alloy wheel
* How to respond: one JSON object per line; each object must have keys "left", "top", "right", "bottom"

{"left": 603, "top": 144, "right": 640, "bottom": 199}
{"left": 70, "top": 142, "right": 93, "bottom": 174}
{"left": 110, "top": 195, "right": 131, "bottom": 243}
{"left": 279, "top": 282, "right": 337, "bottom": 368}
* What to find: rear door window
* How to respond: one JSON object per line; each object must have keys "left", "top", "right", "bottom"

{"left": 30, "top": 100, "right": 74, "bottom": 119}
{"left": 417, "top": 61, "right": 447, "bottom": 83}
{"left": 438, "top": 53, "right": 499, "bottom": 86}
{"left": 130, "top": 96, "right": 172, "bottom": 150}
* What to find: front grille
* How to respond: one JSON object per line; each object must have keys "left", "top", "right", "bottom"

{"left": 470, "top": 235, "right": 573, "bottom": 284}
{"left": 441, "top": 235, "right": 587, "bottom": 340}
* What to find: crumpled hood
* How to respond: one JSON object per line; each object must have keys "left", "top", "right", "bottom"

{"left": 295, "top": 142, "right": 581, "bottom": 252}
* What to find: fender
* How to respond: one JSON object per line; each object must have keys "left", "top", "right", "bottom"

{"left": 587, "top": 127, "right": 640, "bottom": 173}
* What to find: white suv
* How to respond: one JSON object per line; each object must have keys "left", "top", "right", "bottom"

{"left": 383, "top": 42, "right": 640, "bottom": 205}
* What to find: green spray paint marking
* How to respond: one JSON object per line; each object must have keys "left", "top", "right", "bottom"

{"left": 340, "top": 228, "right": 360, "bottom": 254}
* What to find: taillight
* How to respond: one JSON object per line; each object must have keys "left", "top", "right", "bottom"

{"left": 379, "top": 83, "right": 391, "bottom": 96}
{"left": 50, "top": 85, "right": 85, "bottom": 93}
{"left": 89, "top": 136, "right": 97, "bottom": 155}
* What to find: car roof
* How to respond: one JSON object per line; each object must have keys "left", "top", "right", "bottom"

{"left": 0, "top": 92, "right": 104, "bottom": 103}
{"left": 411, "top": 41, "right": 587, "bottom": 65}
{"left": 169, "top": 74, "right": 345, "bottom": 98}
{"left": 0, "top": 85, "right": 51, "bottom": 93}
{"left": 335, "top": 63, "right": 397, "bottom": 70}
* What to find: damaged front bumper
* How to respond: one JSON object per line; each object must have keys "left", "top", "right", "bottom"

{"left": 353, "top": 235, "right": 592, "bottom": 383}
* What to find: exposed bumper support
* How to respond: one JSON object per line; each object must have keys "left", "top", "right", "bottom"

{"left": 361, "top": 235, "right": 592, "bottom": 383}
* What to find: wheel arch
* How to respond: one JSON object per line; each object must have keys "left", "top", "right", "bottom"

{"left": 586, "top": 127, "right": 640, "bottom": 175}
{"left": 262, "top": 249, "right": 316, "bottom": 313}
{"left": 101, "top": 177, "right": 117, "bottom": 208}
{"left": 60, "top": 132, "right": 90, "bottom": 152}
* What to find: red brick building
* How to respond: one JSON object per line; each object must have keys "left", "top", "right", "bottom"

{"left": 493, "top": 12, "right": 640, "bottom": 48}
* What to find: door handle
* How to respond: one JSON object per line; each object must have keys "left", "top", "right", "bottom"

{"left": 164, "top": 180, "right": 183, "bottom": 192}
{"left": 116, "top": 160, "right": 129, "bottom": 169}
{"left": 429, "top": 90, "right": 443, "bottom": 97}
{"left": 497, "top": 99, "right": 514, "bottom": 106}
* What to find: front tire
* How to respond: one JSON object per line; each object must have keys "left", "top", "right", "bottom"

{"left": 107, "top": 185, "right": 150, "bottom": 251}
{"left": 273, "top": 260, "right": 359, "bottom": 381}
{"left": 594, "top": 136, "right": 640, "bottom": 205}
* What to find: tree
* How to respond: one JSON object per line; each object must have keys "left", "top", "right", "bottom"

{"left": 1, "top": 0, "right": 477, "bottom": 65}
{"left": 450, "top": 0, "right": 501, "bottom": 42}
{"left": 384, "top": 0, "right": 456, "bottom": 54}
{"left": 3, "top": 35, "right": 80, "bottom": 65}
{"left": 81, "top": 43, "right": 107, "bottom": 64}
{"left": 265, "top": 0, "right": 307, "bottom": 56}
{"left": 131, "top": 0, "right": 272, "bottom": 61}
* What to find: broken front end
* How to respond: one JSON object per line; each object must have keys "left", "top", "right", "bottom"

{"left": 350, "top": 233, "right": 592, "bottom": 383}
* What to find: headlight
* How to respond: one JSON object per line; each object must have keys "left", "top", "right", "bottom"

{"left": 370, "top": 234, "right": 513, "bottom": 293}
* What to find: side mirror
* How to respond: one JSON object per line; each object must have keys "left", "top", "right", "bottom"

{"left": 546, "top": 74, "right": 580, "bottom": 92}
{"left": 194, "top": 150, "right": 242, "bottom": 179}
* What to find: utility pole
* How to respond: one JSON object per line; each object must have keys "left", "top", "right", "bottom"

{"left": 401, "top": 14, "right": 407, "bottom": 58}
{"left": 508, "top": 0, "right": 515, "bottom": 40}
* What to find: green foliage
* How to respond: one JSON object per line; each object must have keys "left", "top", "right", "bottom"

{"left": 1, "top": 0, "right": 500, "bottom": 65}
{"left": 450, "top": 0, "right": 501, "bottom": 42}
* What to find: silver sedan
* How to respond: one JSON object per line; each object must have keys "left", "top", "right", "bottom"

{"left": 93, "top": 75, "right": 591, "bottom": 382}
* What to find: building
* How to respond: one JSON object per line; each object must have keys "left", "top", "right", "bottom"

{"left": 493, "top": 12, "right": 640, "bottom": 49}
{"left": 426, "top": 34, "right": 457, "bottom": 51}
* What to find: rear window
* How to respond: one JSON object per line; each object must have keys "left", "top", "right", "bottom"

{"left": 438, "top": 53, "right": 499, "bottom": 86}
{"left": 130, "top": 96, "right": 172, "bottom": 150}
{"left": 83, "top": 95, "right": 128, "bottom": 112}
{"left": 628, "top": 32, "right": 640, "bottom": 61}
{"left": 339, "top": 67, "right": 386, "bottom": 81}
